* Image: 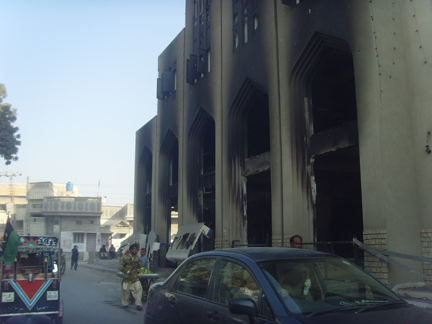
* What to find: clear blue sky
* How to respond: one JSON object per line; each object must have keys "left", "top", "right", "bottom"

{"left": 0, "top": 0, "right": 186, "bottom": 206}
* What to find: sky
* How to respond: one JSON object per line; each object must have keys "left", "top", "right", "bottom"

{"left": 0, "top": 0, "right": 186, "bottom": 206}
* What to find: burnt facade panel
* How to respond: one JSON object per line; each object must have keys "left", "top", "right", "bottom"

{"left": 134, "top": 0, "right": 432, "bottom": 286}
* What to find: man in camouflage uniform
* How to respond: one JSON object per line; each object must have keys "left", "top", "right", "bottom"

{"left": 119, "top": 243, "right": 143, "bottom": 310}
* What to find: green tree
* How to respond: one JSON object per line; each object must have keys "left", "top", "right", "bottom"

{"left": 0, "top": 84, "right": 21, "bottom": 165}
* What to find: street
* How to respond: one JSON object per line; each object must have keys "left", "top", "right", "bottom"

{"left": 3, "top": 265, "right": 145, "bottom": 324}
{"left": 61, "top": 265, "right": 144, "bottom": 323}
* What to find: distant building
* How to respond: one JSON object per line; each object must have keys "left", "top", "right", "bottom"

{"left": 0, "top": 182, "right": 27, "bottom": 233}
{"left": 100, "top": 204, "right": 134, "bottom": 249}
{"left": 43, "top": 196, "right": 103, "bottom": 257}
{"left": 0, "top": 181, "right": 134, "bottom": 259}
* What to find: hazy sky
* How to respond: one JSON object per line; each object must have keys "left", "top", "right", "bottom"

{"left": 0, "top": 0, "right": 186, "bottom": 205}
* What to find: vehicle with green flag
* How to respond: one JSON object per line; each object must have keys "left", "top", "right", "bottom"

{"left": 0, "top": 217, "right": 20, "bottom": 265}
{"left": 0, "top": 234, "right": 64, "bottom": 323}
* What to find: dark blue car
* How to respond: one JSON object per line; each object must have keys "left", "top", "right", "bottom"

{"left": 144, "top": 247, "right": 432, "bottom": 323}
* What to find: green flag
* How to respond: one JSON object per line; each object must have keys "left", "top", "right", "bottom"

{"left": 0, "top": 217, "right": 21, "bottom": 265}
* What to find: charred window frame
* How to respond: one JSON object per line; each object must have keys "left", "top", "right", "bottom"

{"left": 201, "top": 121, "right": 216, "bottom": 175}
{"left": 233, "top": 0, "right": 259, "bottom": 51}
{"left": 145, "top": 158, "right": 152, "bottom": 194}
{"left": 281, "top": 0, "right": 301, "bottom": 6}
{"left": 243, "top": 3, "right": 248, "bottom": 43}
{"left": 157, "top": 62, "right": 177, "bottom": 102}
{"left": 170, "top": 146, "right": 179, "bottom": 186}
{"left": 188, "top": 0, "right": 211, "bottom": 85}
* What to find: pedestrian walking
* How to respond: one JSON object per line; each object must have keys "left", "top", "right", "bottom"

{"left": 71, "top": 245, "right": 79, "bottom": 270}
{"left": 119, "top": 244, "right": 143, "bottom": 310}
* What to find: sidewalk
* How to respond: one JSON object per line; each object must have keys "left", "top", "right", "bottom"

{"left": 393, "top": 282, "right": 432, "bottom": 310}
{"left": 81, "top": 258, "right": 174, "bottom": 282}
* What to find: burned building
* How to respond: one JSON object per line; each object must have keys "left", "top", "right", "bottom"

{"left": 134, "top": 0, "right": 432, "bottom": 286}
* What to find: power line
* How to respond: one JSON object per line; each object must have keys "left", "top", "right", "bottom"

{"left": 0, "top": 161, "right": 13, "bottom": 173}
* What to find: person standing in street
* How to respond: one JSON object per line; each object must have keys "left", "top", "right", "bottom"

{"left": 290, "top": 235, "right": 303, "bottom": 249}
{"left": 109, "top": 244, "right": 116, "bottom": 259}
{"left": 139, "top": 248, "right": 148, "bottom": 269}
{"left": 71, "top": 245, "right": 79, "bottom": 270}
{"left": 119, "top": 244, "right": 143, "bottom": 310}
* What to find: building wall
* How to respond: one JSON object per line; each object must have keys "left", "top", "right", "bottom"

{"left": 29, "top": 217, "right": 46, "bottom": 236}
{"left": 45, "top": 216, "right": 100, "bottom": 235}
{"left": 135, "top": 117, "right": 157, "bottom": 235}
{"left": 0, "top": 183, "right": 27, "bottom": 204}
{"left": 135, "top": 0, "right": 432, "bottom": 286}
{"left": 101, "top": 205, "right": 122, "bottom": 222}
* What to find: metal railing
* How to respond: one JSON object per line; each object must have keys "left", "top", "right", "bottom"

{"left": 231, "top": 237, "right": 432, "bottom": 280}
{"left": 231, "top": 238, "right": 363, "bottom": 266}
{"left": 353, "top": 238, "right": 432, "bottom": 280}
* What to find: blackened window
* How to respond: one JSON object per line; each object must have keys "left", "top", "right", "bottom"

{"left": 192, "top": 0, "right": 211, "bottom": 77}
{"left": 233, "top": 0, "right": 259, "bottom": 51}
{"left": 243, "top": 3, "right": 248, "bottom": 43}
{"left": 170, "top": 144, "right": 179, "bottom": 186}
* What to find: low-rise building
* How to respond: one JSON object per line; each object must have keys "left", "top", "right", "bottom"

{"left": 0, "top": 181, "right": 134, "bottom": 260}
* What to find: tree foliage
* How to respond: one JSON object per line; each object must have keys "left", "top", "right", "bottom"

{"left": 0, "top": 84, "right": 21, "bottom": 165}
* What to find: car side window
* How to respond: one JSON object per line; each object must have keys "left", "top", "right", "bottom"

{"left": 212, "top": 260, "right": 260, "bottom": 306}
{"left": 175, "top": 258, "right": 216, "bottom": 298}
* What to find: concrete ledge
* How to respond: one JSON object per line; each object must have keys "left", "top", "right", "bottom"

{"left": 406, "top": 299, "right": 432, "bottom": 310}
{"left": 392, "top": 281, "right": 425, "bottom": 292}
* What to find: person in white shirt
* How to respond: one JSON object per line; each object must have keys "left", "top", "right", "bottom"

{"left": 139, "top": 248, "right": 148, "bottom": 269}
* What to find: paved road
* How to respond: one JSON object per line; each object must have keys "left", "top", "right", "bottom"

{"left": 2, "top": 265, "right": 144, "bottom": 324}
{"left": 61, "top": 265, "right": 145, "bottom": 324}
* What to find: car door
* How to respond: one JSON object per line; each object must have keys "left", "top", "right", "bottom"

{"left": 162, "top": 257, "right": 217, "bottom": 324}
{"left": 202, "top": 258, "right": 277, "bottom": 324}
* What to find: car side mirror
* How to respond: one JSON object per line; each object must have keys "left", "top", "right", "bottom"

{"left": 229, "top": 298, "right": 257, "bottom": 324}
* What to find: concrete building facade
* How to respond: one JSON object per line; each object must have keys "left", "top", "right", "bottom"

{"left": 134, "top": 0, "right": 432, "bottom": 286}
{"left": 100, "top": 204, "right": 135, "bottom": 249}
{"left": 0, "top": 181, "right": 134, "bottom": 259}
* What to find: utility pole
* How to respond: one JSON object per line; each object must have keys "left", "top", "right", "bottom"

{"left": 0, "top": 172, "right": 22, "bottom": 224}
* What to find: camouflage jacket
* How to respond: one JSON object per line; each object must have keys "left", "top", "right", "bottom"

{"left": 119, "top": 254, "right": 141, "bottom": 283}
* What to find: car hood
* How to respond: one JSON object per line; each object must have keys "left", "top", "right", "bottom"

{"left": 294, "top": 305, "right": 432, "bottom": 324}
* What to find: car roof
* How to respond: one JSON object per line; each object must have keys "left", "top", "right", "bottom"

{"left": 192, "top": 247, "right": 338, "bottom": 263}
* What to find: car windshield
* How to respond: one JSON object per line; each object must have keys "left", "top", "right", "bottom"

{"left": 260, "top": 257, "right": 401, "bottom": 315}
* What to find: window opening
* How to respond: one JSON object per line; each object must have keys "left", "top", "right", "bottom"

{"left": 254, "top": 14, "right": 258, "bottom": 30}
{"left": 311, "top": 50, "right": 357, "bottom": 133}
{"left": 192, "top": 0, "right": 211, "bottom": 80}
{"left": 244, "top": 17, "right": 248, "bottom": 43}
{"left": 73, "top": 233, "right": 84, "bottom": 243}
{"left": 247, "top": 92, "right": 270, "bottom": 157}
{"left": 296, "top": 37, "right": 363, "bottom": 261}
